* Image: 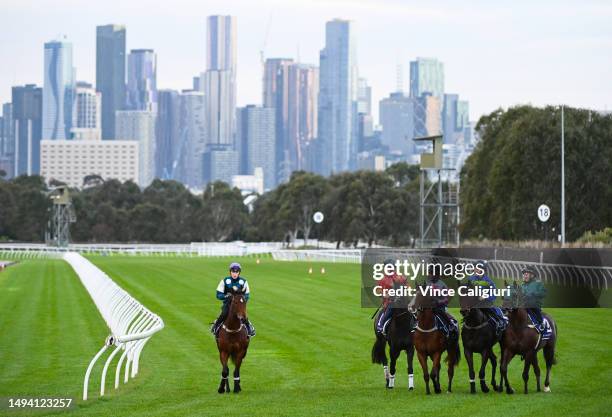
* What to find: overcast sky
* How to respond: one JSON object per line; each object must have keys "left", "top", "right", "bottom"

{"left": 1, "top": 0, "right": 611, "bottom": 122}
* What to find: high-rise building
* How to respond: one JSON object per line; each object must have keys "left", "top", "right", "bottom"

{"left": 357, "top": 77, "right": 371, "bottom": 115}
{"left": 127, "top": 49, "right": 157, "bottom": 111}
{"left": 317, "top": 19, "right": 357, "bottom": 175}
{"left": 414, "top": 93, "right": 442, "bottom": 138}
{"left": 409, "top": 57, "right": 444, "bottom": 99}
{"left": 379, "top": 92, "right": 415, "bottom": 156}
{"left": 155, "top": 89, "right": 181, "bottom": 179}
{"left": 96, "top": 24, "right": 126, "bottom": 140}
{"left": 264, "top": 59, "right": 319, "bottom": 182}
{"left": 176, "top": 91, "right": 207, "bottom": 187}
{"left": 43, "top": 39, "right": 75, "bottom": 140}
{"left": 12, "top": 85, "right": 42, "bottom": 176}
{"left": 442, "top": 93, "right": 458, "bottom": 145}
{"left": 0, "top": 103, "right": 14, "bottom": 177}
{"left": 203, "top": 144, "right": 239, "bottom": 186}
{"left": 72, "top": 82, "right": 101, "bottom": 131}
{"left": 203, "top": 15, "right": 236, "bottom": 146}
{"left": 236, "top": 105, "right": 275, "bottom": 190}
{"left": 115, "top": 110, "right": 156, "bottom": 186}
{"left": 40, "top": 138, "right": 138, "bottom": 188}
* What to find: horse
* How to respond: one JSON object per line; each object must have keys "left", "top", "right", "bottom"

{"left": 500, "top": 282, "right": 557, "bottom": 394}
{"left": 458, "top": 282, "right": 500, "bottom": 394}
{"left": 216, "top": 291, "right": 250, "bottom": 394}
{"left": 371, "top": 294, "right": 416, "bottom": 390}
{"left": 412, "top": 287, "right": 460, "bottom": 394}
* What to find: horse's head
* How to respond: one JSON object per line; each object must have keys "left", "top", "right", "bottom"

{"left": 501, "top": 281, "right": 522, "bottom": 312}
{"left": 228, "top": 291, "right": 247, "bottom": 321}
{"left": 414, "top": 283, "right": 437, "bottom": 311}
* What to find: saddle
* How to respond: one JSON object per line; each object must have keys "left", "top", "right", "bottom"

{"left": 415, "top": 311, "right": 458, "bottom": 339}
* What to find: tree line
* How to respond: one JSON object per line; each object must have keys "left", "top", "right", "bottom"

{"left": 0, "top": 164, "right": 421, "bottom": 247}
{"left": 1, "top": 105, "right": 610, "bottom": 245}
{"left": 460, "top": 105, "right": 612, "bottom": 242}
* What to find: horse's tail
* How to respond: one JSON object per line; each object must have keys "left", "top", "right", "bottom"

{"left": 445, "top": 337, "right": 461, "bottom": 368}
{"left": 371, "top": 333, "right": 387, "bottom": 364}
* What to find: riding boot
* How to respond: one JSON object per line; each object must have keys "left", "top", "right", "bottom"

{"left": 211, "top": 303, "right": 230, "bottom": 336}
{"left": 244, "top": 320, "right": 256, "bottom": 337}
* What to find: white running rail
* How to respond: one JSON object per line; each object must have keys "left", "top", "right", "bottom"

{"left": 62, "top": 252, "right": 164, "bottom": 400}
{"left": 271, "top": 249, "right": 363, "bottom": 263}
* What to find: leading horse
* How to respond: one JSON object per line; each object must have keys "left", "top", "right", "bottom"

{"left": 216, "top": 291, "right": 250, "bottom": 394}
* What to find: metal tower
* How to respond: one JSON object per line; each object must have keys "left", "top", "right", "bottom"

{"left": 414, "top": 135, "right": 460, "bottom": 248}
{"left": 47, "top": 186, "right": 77, "bottom": 247}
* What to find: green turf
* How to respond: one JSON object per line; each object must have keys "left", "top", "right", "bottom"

{"left": 0, "top": 255, "right": 611, "bottom": 417}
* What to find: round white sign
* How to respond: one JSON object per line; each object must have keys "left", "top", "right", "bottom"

{"left": 538, "top": 204, "right": 550, "bottom": 222}
{"left": 313, "top": 211, "right": 324, "bottom": 224}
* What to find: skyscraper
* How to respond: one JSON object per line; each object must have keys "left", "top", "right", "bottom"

{"left": 203, "top": 15, "right": 236, "bottom": 146}
{"left": 0, "top": 103, "right": 14, "bottom": 177}
{"left": 409, "top": 58, "right": 444, "bottom": 99}
{"left": 72, "top": 82, "right": 101, "bottom": 130}
{"left": 317, "top": 19, "right": 357, "bottom": 175}
{"left": 236, "top": 105, "right": 275, "bottom": 190}
{"left": 12, "top": 85, "right": 43, "bottom": 176}
{"left": 115, "top": 110, "right": 156, "bottom": 186}
{"left": 414, "top": 93, "right": 442, "bottom": 138}
{"left": 379, "top": 92, "right": 415, "bottom": 156}
{"left": 42, "top": 39, "right": 75, "bottom": 140}
{"left": 177, "top": 91, "right": 207, "bottom": 187}
{"left": 155, "top": 89, "right": 181, "bottom": 179}
{"left": 263, "top": 59, "right": 319, "bottom": 182}
{"left": 442, "top": 94, "right": 458, "bottom": 145}
{"left": 127, "top": 49, "right": 157, "bottom": 111}
{"left": 96, "top": 24, "right": 126, "bottom": 139}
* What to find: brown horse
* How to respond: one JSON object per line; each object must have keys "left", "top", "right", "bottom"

{"left": 413, "top": 288, "right": 460, "bottom": 394}
{"left": 500, "top": 283, "right": 557, "bottom": 394}
{"left": 216, "top": 291, "right": 250, "bottom": 394}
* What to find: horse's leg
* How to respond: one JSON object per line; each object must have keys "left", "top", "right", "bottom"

{"left": 522, "top": 351, "right": 533, "bottom": 394}
{"left": 489, "top": 350, "right": 499, "bottom": 392}
{"left": 218, "top": 350, "right": 229, "bottom": 394}
{"left": 407, "top": 344, "right": 415, "bottom": 390}
{"left": 500, "top": 348, "right": 515, "bottom": 394}
{"left": 532, "top": 351, "right": 542, "bottom": 392}
{"left": 431, "top": 351, "right": 442, "bottom": 394}
{"left": 388, "top": 346, "right": 398, "bottom": 389}
{"left": 233, "top": 350, "right": 246, "bottom": 393}
{"left": 479, "top": 350, "right": 490, "bottom": 393}
{"left": 543, "top": 342, "right": 555, "bottom": 392}
{"left": 465, "top": 348, "right": 476, "bottom": 394}
{"left": 417, "top": 350, "right": 430, "bottom": 395}
{"left": 447, "top": 349, "right": 455, "bottom": 394}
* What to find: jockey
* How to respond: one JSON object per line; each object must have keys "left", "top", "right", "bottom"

{"left": 210, "top": 262, "right": 256, "bottom": 337}
{"left": 467, "top": 260, "right": 506, "bottom": 336}
{"left": 521, "top": 266, "right": 547, "bottom": 332}
{"left": 426, "top": 268, "right": 458, "bottom": 340}
{"left": 375, "top": 259, "right": 408, "bottom": 336}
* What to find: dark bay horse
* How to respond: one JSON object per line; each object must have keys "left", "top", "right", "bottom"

{"left": 413, "top": 289, "right": 460, "bottom": 394}
{"left": 459, "top": 283, "right": 499, "bottom": 394}
{"left": 216, "top": 291, "right": 250, "bottom": 394}
{"left": 371, "top": 295, "right": 416, "bottom": 390}
{"left": 500, "top": 283, "right": 557, "bottom": 394}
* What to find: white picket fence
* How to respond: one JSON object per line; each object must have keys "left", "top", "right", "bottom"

{"left": 62, "top": 252, "right": 164, "bottom": 400}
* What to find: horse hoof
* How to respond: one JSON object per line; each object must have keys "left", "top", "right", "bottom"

{"left": 506, "top": 388, "right": 514, "bottom": 395}
{"left": 544, "top": 386, "right": 551, "bottom": 393}
{"left": 218, "top": 388, "right": 225, "bottom": 394}
{"left": 481, "top": 385, "right": 490, "bottom": 393}
{"left": 408, "top": 387, "right": 414, "bottom": 391}
{"left": 386, "top": 386, "right": 394, "bottom": 390}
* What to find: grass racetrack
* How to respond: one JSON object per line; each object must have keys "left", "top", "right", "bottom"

{"left": 0, "top": 255, "right": 611, "bottom": 416}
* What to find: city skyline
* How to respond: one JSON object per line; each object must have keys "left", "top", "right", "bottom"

{"left": 1, "top": 1, "right": 610, "bottom": 123}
